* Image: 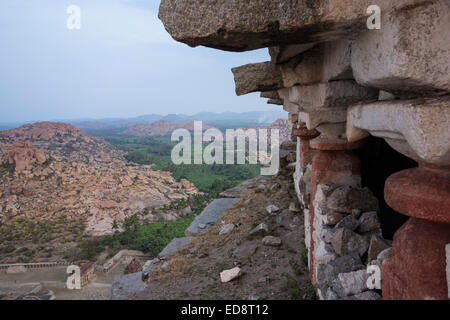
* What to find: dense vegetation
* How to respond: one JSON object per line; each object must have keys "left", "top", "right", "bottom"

{"left": 102, "top": 134, "right": 261, "bottom": 195}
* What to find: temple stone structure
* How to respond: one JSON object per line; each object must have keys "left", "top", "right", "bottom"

{"left": 159, "top": 0, "right": 450, "bottom": 300}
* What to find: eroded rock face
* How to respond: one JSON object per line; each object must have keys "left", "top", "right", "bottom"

{"left": 158, "top": 0, "right": 429, "bottom": 52}
{"left": 4, "top": 141, "right": 47, "bottom": 173}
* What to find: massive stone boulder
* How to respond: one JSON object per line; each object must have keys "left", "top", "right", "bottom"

{"left": 159, "top": 0, "right": 432, "bottom": 52}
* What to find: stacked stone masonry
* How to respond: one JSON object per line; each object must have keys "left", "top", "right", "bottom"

{"left": 159, "top": 0, "right": 450, "bottom": 299}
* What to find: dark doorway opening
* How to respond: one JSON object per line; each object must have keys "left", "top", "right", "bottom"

{"left": 356, "top": 136, "right": 417, "bottom": 240}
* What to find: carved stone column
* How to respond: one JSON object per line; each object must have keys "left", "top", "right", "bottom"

{"left": 292, "top": 123, "right": 319, "bottom": 167}
{"left": 382, "top": 165, "right": 450, "bottom": 300}
{"left": 347, "top": 96, "right": 450, "bottom": 300}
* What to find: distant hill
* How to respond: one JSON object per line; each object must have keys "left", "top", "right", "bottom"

{"left": 71, "top": 110, "right": 288, "bottom": 131}
{"left": 121, "top": 120, "right": 214, "bottom": 137}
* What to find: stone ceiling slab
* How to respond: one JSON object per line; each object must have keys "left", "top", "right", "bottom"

{"left": 232, "top": 62, "right": 283, "bottom": 96}
{"left": 159, "top": 0, "right": 432, "bottom": 51}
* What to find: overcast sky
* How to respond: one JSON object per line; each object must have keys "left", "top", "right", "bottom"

{"left": 0, "top": 0, "right": 275, "bottom": 123}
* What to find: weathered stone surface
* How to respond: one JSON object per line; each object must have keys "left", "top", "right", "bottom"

{"left": 111, "top": 272, "right": 147, "bottom": 300}
{"left": 325, "top": 287, "right": 339, "bottom": 300}
{"left": 367, "top": 235, "right": 391, "bottom": 263}
{"left": 289, "top": 202, "right": 301, "bottom": 213}
{"left": 280, "top": 39, "right": 353, "bottom": 87}
{"left": 320, "top": 226, "right": 335, "bottom": 244}
{"left": 266, "top": 204, "right": 280, "bottom": 214}
{"left": 159, "top": 0, "right": 427, "bottom": 52}
{"left": 314, "top": 241, "right": 337, "bottom": 267}
{"left": 262, "top": 236, "right": 282, "bottom": 247}
{"left": 383, "top": 218, "right": 450, "bottom": 300}
{"left": 220, "top": 267, "right": 242, "bottom": 283}
{"left": 333, "top": 269, "right": 368, "bottom": 297}
{"left": 287, "top": 81, "right": 378, "bottom": 110}
{"left": 158, "top": 237, "right": 192, "bottom": 259}
{"left": 260, "top": 91, "right": 281, "bottom": 100}
{"left": 16, "top": 290, "right": 55, "bottom": 301}
{"left": 142, "top": 258, "right": 159, "bottom": 281}
{"left": 250, "top": 223, "right": 269, "bottom": 237}
{"left": 352, "top": 0, "right": 450, "bottom": 96}
{"left": 335, "top": 215, "right": 359, "bottom": 231}
{"left": 232, "top": 62, "right": 283, "bottom": 96}
{"left": 323, "top": 210, "right": 346, "bottom": 226}
{"left": 331, "top": 228, "right": 369, "bottom": 256}
{"left": 347, "top": 96, "right": 450, "bottom": 166}
{"left": 377, "top": 247, "right": 392, "bottom": 262}
{"left": 269, "top": 44, "right": 316, "bottom": 64}
{"left": 233, "top": 242, "right": 258, "bottom": 260}
{"left": 357, "top": 212, "right": 381, "bottom": 233}
{"left": 346, "top": 291, "right": 381, "bottom": 300}
{"left": 185, "top": 198, "right": 239, "bottom": 235}
{"left": 219, "top": 223, "right": 235, "bottom": 235}
{"left": 316, "top": 253, "right": 364, "bottom": 287}
{"left": 326, "top": 185, "right": 379, "bottom": 214}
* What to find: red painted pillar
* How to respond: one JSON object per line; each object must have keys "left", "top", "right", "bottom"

{"left": 292, "top": 123, "right": 320, "bottom": 167}
{"left": 382, "top": 165, "right": 450, "bottom": 300}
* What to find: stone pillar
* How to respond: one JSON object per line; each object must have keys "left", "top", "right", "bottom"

{"left": 382, "top": 165, "right": 450, "bottom": 300}
{"left": 292, "top": 123, "right": 320, "bottom": 167}
{"left": 307, "top": 127, "right": 363, "bottom": 284}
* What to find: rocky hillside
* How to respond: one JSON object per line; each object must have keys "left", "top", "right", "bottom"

{"left": 113, "top": 173, "right": 316, "bottom": 300}
{"left": 0, "top": 122, "right": 198, "bottom": 263}
{"left": 0, "top": 122, "right": 125, "bottom": 164}
{"left": 121, "top": 120, "right": 214, "bottom": 137}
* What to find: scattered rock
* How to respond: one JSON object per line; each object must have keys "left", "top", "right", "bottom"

{"left": 161, "top": 262, "right": 170, "bottom": 272}
{"left": 262, "top": 236, "right": 282, "bottom": 247}
{"left": 266, "top": 205, "right": 280, "bottom": 214}
{"left": 219, "top": 223, "right": 235, "bottom": 235}
{"left": 289, "top": 202, "right": 301, "bottom": 212}
{"left": 357, "top": 212, "right": 381, "bottom": 233}
{"left": 250, "top": 223, "right": 269, "bottom": 237}
{"left": 220, "top": 267, "right": 242, "bottom": 283}
{"left": 249, "top": 295, "right": 261, "bottom": 300}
